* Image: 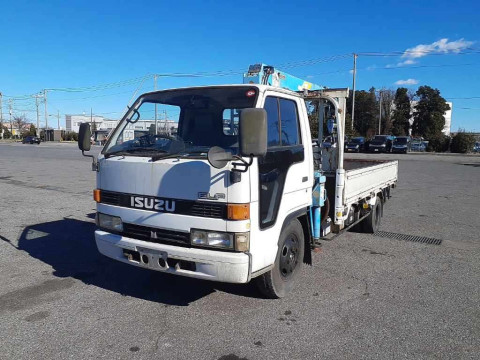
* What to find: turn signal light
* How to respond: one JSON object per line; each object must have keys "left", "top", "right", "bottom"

{"left": 93, "top": 189, "right": 101, "bottom": 203}
{"left": 227, "top": 204, "right": 250, "bottom": 220}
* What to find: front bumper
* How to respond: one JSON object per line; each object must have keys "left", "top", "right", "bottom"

{"left": 392, "top": 147, "right": 407, "bottom": 152}
{"left": 95, "top": 230, "right": 250, "bottom": 283}
{"left": 369, "top": 146, "right": 387, "bottom": 152}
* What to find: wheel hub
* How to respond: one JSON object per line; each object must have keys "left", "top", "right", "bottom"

{"left": 280, "top": 235, "right": 299, "bottom": 278}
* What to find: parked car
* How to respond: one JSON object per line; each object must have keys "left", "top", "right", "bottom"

{"left": 411, "top": 141, "right": 427, "bottom": 152}
{"left": 368, "top": 135, "right": 394, "bottom": 153}
{"left": 473, "top": 142, "right": 480, "bottom": 153}
{"left": 22, "top": 136, "right": 41, "bottom": 144}
{"left": 345, "top": 136, "right": 366, "bottom": 152}
{"left": 392, "top": 136, "right": 411, "bottom": 153}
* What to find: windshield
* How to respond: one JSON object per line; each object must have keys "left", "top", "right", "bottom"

{"left": 104, "top": 86, "right": 258, "bottom": 158}
{"left": 394, "top": 137, "right": 408, "bottom": 144}
{"left": 350, "top": 138, "right": 363, "bottom": 143}
{"left": 373, "top": 135, "right": 387, "bottom": 141}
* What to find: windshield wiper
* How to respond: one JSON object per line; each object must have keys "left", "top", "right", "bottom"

{"left": 151, "top": 152, "right": 186, "bottom": 162}
{"left": 105, "top": 148, "right": 167, "bottom": 159}
{"left": 150, "top": 150, "right": 208, "bottom": 162}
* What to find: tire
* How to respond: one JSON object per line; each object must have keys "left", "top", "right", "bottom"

{"left": 362, "top": 196, "right": 382, "bottom": 233}
{"left": 256, "top": 219, "right": 304, "bottom": 299}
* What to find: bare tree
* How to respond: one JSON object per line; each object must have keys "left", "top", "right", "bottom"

{"left": 379, "top": 89, "right": 395, "bottom": 134}
{"left": 13, "top": 115, "right": 28, "bottom": 137}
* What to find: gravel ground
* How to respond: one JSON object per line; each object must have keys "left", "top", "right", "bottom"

{"left": 0, "top": 143, "right": 479, "bottom": 360}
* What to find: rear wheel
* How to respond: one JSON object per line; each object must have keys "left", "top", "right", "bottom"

{"left": 362, "top": 196, "right": 382, "bottom": 233}
{"left": 256, "top": 219, "right": 304, "bottom": 299}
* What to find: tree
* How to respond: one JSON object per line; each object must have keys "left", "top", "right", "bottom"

{"left": 379, "top": 89, "right": 395, "bottom": 135}
{"left": 27, "top": 124, "right": 37, "bottom": 136}
{"left": 13, "top": 115, "right": 27, "bottom": 134}
{"left": 451, "top": 131, "right": 475, "bottom": 153}
{"left": 344, "top": 113, "right": 358, "bottom": 138}
{"left": 412, "top": 86, "right": 450, "bottom": 139}
{"left": 391, "top": 88, "right": 411, "bottom": 136}
{"left": 2, "top": 125, "right": 12, "bottom": 139}
{"left": 427, "top": 134, "right": 450, "bottom": 152}
{"left": 346, "top": 88, "right": 377, "bottom": 137}
{"left": 305, "top": 100, "right": 319, "bottom": 139}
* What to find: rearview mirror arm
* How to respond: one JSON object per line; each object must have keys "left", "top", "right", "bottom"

{"left": 231, "top": 155, "right": 253, "bottom": 173}
{"left": 82, "top": 150, "right": 99, "bottom": 172}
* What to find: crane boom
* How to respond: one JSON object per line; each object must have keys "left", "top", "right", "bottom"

{"left": 243, "top": 63, "right": 324, "bottom": 92}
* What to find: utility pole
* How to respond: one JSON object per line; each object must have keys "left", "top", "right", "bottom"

{"left": 164, "top": 110, "right": 168, "bottom": 135}
{"left": 90, "top": 108, "right": 94, "bottom": 134}
{"left": 351, "top": 53, "right": 357, "bottom": 129}
{"left": 0, "top": 92, "right": 3, "bottom": 125}
{"left": 9, "top": 99, "right": 13, "bottom": 136}
{"left": 33, "top": 94, "right": 42, "bottom": 137}
{"left": 154, "top": 74, "right": 158, "bottom": 134}
{"left": 43, "top": 90, "right": 48, "bottom": 141}
{"left": 57, "top": 110, "right": 60, "bottom": 130}
{"left": 0, "top": 92, "right": 3, "bottom": 138}
{"left": 378, "top": 90, "right": 382, "bottom": 134}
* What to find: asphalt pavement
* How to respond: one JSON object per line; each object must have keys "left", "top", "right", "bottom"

{"left": 0, "top": 142, "right": 479, "bottom": 360}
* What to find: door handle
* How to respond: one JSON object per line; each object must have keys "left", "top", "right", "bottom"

{"left": 302, "top": 176, "right": 308, "bottom": 182}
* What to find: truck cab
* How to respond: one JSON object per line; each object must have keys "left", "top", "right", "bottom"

{"left": 78, "top": 65, "right": 397, "bottom": 298}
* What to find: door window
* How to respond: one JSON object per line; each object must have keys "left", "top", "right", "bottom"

{"left": 264, "top": 97, "right": 281, "bottom": 147}
{"left": 279, "top": 98, "right": 300, "bottom": 146}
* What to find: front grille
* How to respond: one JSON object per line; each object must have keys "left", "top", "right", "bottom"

{"left": 101, "top": 191, "right": 121, "bottom": 206}
{"left": 100, "top": 190, "right": 227, "bottom": 219}
{"left": 123, "top": 223, "right": 190, "bottom": 246}
{"left": 190, "top": 203, "right": 225, "bottom": 218}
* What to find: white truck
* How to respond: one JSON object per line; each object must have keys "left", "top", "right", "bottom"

{"left": 78, "top": 64, "right": 398, "bottom": 298}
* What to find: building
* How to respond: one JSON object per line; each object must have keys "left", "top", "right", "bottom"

{"left": 65, "top": 114, "right": 113, "bottom": 133}
{"left": 65, "top": 114, "right": 178, "bottom": 134}
{"left": 443, "top": 102, "right": 453, "bottom": 136}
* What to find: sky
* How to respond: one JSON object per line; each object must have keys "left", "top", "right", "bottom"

{"left": 1, "top": 0, "right": 479, "bottom": 131}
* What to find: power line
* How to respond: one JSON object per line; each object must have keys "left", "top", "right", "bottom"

{"left": 306, "top": 62, "right": 477, "bottom": 78}
{"left": 358, "top": 47, "right": 480, "bottom": 57}
{"left": 446, "top": 96, "right": 480, "bottom": 100}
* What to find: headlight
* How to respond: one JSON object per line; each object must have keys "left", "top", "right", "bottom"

{"left": 355, "top": 145, "right": 359, "bottom": 148}
{"left": 97, "top": 213, "right": 123, "bottom": 232}
{"left": 381, "top": 144, "right": 386, "bottom": 147}
{"left": 191, "top": 230, "right": 249, "bottom": 251}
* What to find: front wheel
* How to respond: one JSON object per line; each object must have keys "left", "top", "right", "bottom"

{"left": 255, "top": 219, "right": 304, "bottom": 298}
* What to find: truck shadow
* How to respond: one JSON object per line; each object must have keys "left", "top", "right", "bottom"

{"left": 11, "top": 218, "right": 260, "bottom": 306}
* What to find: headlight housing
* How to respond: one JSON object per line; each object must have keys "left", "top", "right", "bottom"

{"left": 191, "top": 229, "right": 249, "bottom": 251}
{"left": 97, "top": 213, "right": 123, "bottom": 232}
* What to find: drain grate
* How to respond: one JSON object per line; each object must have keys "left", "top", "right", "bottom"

{"left": 374, "top": 231, "right": 442, "bottom": 245}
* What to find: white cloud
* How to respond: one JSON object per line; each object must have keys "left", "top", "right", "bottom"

{"left": 306, "top": 75, "right": 314, "bottom": 79}
{"left": 395, "top": 79, "right": 419, "bottom": 86}
{"left": 397, "top": 59, "right": 417, "bottom": 66}
{"left": 349, "top": 69, "right": 354, "bottom": 74}
{"left": 402, "top": 38, "right": 474, "bottom": 59}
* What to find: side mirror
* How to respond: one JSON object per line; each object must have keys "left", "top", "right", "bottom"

{"left": 207, "top": 146, "right": 233, "bottom": 169}
{"left": 239, "top": 108, "right": 267, "bottom": 157}
{"left": 78, "top": 123, "right": 92, "bottom": 152}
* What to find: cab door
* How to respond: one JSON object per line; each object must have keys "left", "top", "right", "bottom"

{"left": 257, "top": 93, "right": 311, "bottom": 229}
